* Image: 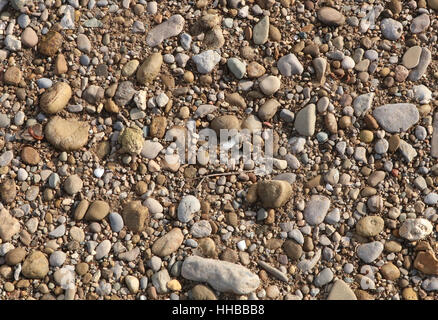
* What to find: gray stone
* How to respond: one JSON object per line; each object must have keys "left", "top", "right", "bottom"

{"left": 314, "top": 268, "right": 334, "bottom": 287}
{"left": 146, "top": 15, "right": 185, "bottom": 47}
{"left": 357, "top": 241, "right": 384, "bottom": 263}
{"left": 278, "top": 53, "right": 303, "bottom": 76}
{"left": 192, "top": 50, "right": 221, "bottom": 74}
{"left": 83, "top": 85, "right": 104, "bottom": 105}
{"left": 114, "top": 81, "right": 136, "bottom": 106}
{"left": 141, "top": 141, "right": 163, "bottom": 159}
{"left": 380, "top": 18, "right": 403, "bottom": 41}
{"left": 0, "top": 114, "right": 10, "bottom": 128}
{"left": 4, "top": 35, "right": 21, "bottom": 51}
{"left": 372, "top": 103, "right": 419, "bottom": 133}
{"left": 190, "top": 220, "right": 212, "bottom": 238}
{"left": 353, "top": 92, "right": 374, "bottom": 117}
{"left": 49, "top": 224, "right": 65, "bottom": 238}
{"left": 304, "top": 195, "right": 331, "bottom": 225}
{"left": 177, "top": 195, "right": 200, "bottom": 223}
{"left": 294, "top": 104, "right": 316, "bottom": 136}
{"left": 399, "top": 218, "right": 433, "bottom": 241}
{"left": 399, "top": 140, "right": 417, "bottom": 162}
{"left": 151, "top": 269, "right": 171, "bottom": 294}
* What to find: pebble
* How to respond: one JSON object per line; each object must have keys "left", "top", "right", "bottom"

{"left": 408, "top": 47, "right": 431, "bottom": 81}
{"left": 372, "top": 104, "right": 419, "bottom": 133}
{"left": 21, "top": 27, "right": 38, "bottom": 47}
{"left": 277, "top": 54, "right": 303, "bottom": 76}
{"left": 253, "top": 16, "right": 269, "bottom": 45}
{"left": 259, "top": 76, "right": 281, "bottom": 96}
{"left": 182, "top": 256, "right": 260, "bottom": 294}
{"left": 317, "top": 7, "right": 345, "bottom": 26}
{"left": 95, "top": 240, "right": 111, "bottom": 260}
{"left": 45, "top": 117, "right": 89, "bottom": 151}
{"left": 327, "top": 280, "right": 357, "bottom": 300}
{"left": 40, "top": 82, "right": 72, "bottom": 114}
{"left": 146, "top": 15, "right": 185, "bottom": 47}
{"left": 136, "top": 53, "right": 163, "bottom": 84}
{"left": 85, "top": 201, "right": 109, "bottom": 221}
{"left": 0, "top": 209, "right": 20, "bottom": 241}
{"left": 304, "top": 195, "right": 330, "bottom": 225}
{"left": 314, "top": 268, "right": 334, "bottom": 287}
{"left": 49, "top": 251, "right": 66, "bottom": 267}
{"left": 403, "top": 46, "right": 422, "bottom": 69}
{"left": 22, "top": 251, "right": 49, "bottom": 279}
{"left": 190, "top": 220, "right": 212, "bottom": 238}
{"left": 411, "top": 14, "right": 430, "bottom": 33}
{"left": 192, "top": 50, "right": 221, "bottom": 74}
{"left": 177, "top": 195, "right": 201, "bottom": 223}
{"left": 357, "top": 241, "right": 384, "bottom": 263}
{"left": 356, "top": 216, "right": 384, "bottom": 237}
{"left": 108, "top": 212, "right": 124, "bottom": 232}
{"left": 63, "top": 175, "right": 83, "bottom": 195}
{"left": 257, "top": 180, "right": 292, "bottom": 208}
{"left": 380, "top": 18, "right": 403, "bottom": 40}
{"left": 227, "top": 58, "right": 246, "bottom": 79}
{"left": 294, "top": 104, "right": 316, "bottom": 136}
{"left": 399, "top": 218, "right": 433, "bottom": 241}
{"left": 152, "top": 228, "right": 184, "bottom": 257}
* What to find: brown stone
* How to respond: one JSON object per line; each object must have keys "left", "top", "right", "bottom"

{"left": 220, "top": 248, "right": 239, "bottom": 263}
{"left": 123, "top": 200, "right": 149, "bottom": 232}
{"left": 150, "top": 116, "right": 167, "bottom": 138}
{"left": 21, "top": 146, "right": 40, "bottom": 165}
{"left": 269, "top": 25, "right": 281, "bottom": 42}
{"left": 414, "top": 250, "right": 438, "bottom": 275}
{"left": 39, "top": 30, "right": 63, "bottom": 56}
{"left": 4, "top": 67, "right": 22, "bottom": 85}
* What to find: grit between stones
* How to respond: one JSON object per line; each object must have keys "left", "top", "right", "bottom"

{"left": 0, "top": 0, "right": 436, "bottom": 301}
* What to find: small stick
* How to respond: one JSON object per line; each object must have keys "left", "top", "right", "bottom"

{"left": 194, "top": 170, "right": 254, "bottom": 190}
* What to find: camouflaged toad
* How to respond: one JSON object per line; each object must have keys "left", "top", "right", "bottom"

{"left": 118, "top": 126, "right": 144, "bottom": 155}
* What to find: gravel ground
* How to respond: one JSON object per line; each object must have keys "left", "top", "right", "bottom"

{"left": 0, "top": 0, "right": 437, "bottom": 300}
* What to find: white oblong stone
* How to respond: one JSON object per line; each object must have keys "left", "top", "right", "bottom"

{"left": 181, "top": 256, "right": 260, "bottom": 294}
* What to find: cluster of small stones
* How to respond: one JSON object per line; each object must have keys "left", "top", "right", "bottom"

{"left": 0, "top": 0, "right": 437, "bottom": 301}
